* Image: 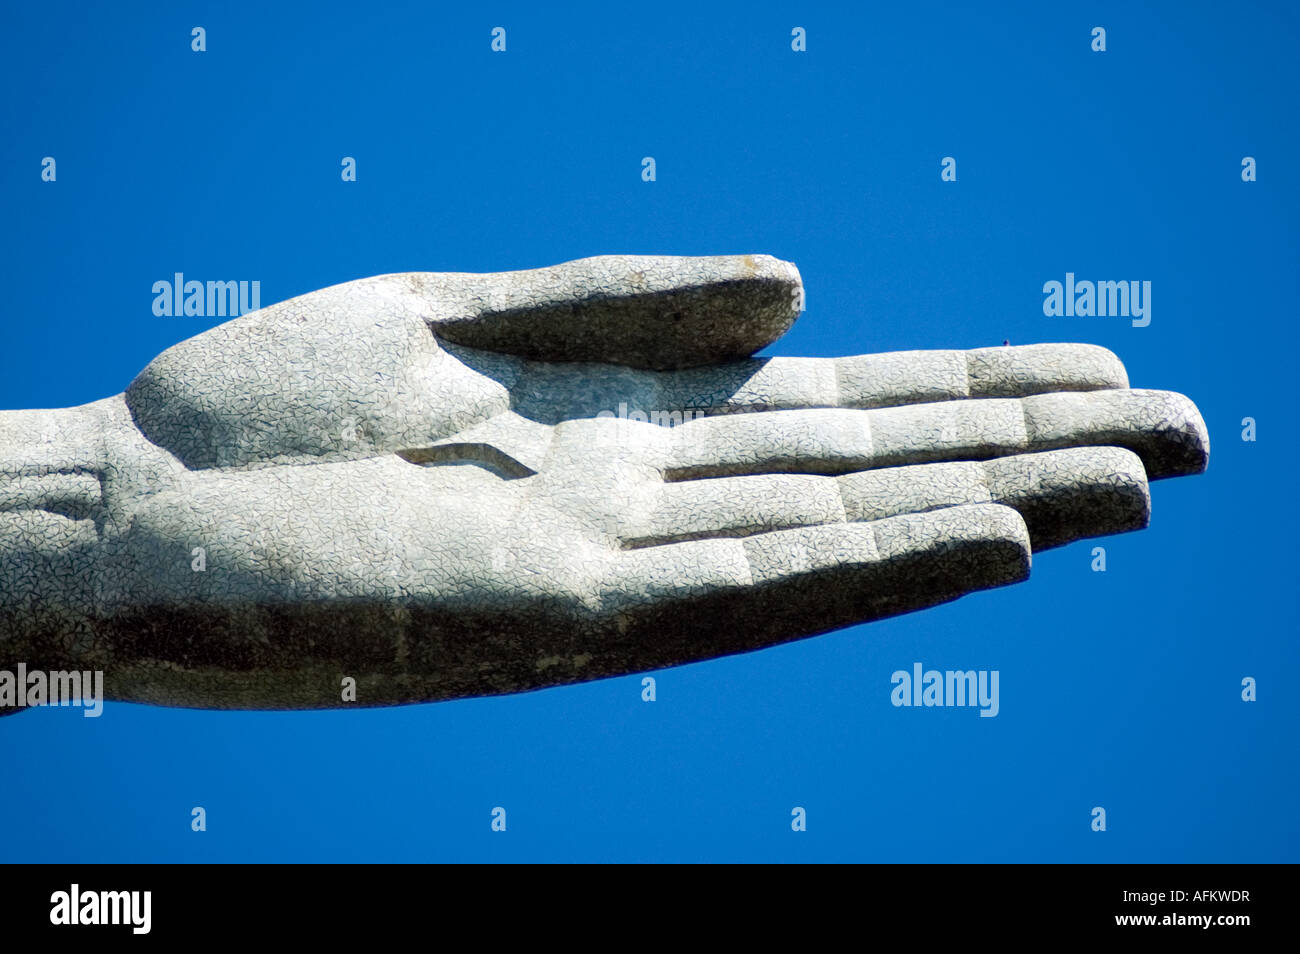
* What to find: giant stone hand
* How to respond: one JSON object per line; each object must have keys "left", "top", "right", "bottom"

{"left": 0, "top": 255, "right": 1209, "bottom": 711}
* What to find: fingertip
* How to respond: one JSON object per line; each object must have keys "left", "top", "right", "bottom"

{"left": 869, "top": 502, "right": 1032, "bottom": 588}
{"left": 965, "top": 342, "right": 1130, "bottom": 396}
{"left": 1131, "top": 389, "right": 1211, "bottom": 479}
{"left": 984, "top": 446, "right": 1151, "bottom": 550}
{"left": 1023, "top": 388, "right": 1211, "bottom": 480}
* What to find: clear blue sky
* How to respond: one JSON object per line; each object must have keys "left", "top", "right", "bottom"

{"left": 1, "top": 0, "right": 1295, "bottom": 862}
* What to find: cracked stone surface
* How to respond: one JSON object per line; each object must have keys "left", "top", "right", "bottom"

{"left": 0, "top": 253, "right": 1209, "bottom": 712}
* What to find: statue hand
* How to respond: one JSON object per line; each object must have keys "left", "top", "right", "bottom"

{"left": 0, "top": 254, "right": 1208, "bottom": 710}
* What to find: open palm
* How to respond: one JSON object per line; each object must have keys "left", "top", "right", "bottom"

{"left": 0, "top": 254, "right": 1208, "bottom": 711}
